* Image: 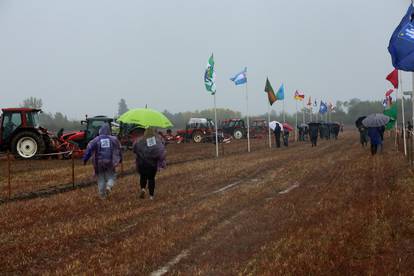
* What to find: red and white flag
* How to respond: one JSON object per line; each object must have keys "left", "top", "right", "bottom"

{"left": 386, "top": 69, "right": 399, "bottom": 89}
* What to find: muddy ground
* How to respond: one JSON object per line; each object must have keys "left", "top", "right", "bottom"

{"left": 0, "top": 132, "right": 413, "bottom": 275}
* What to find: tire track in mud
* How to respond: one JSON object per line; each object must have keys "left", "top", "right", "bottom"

{"left": 0, "top": 142, "right": 277, "bottom": 204}
{"left": 23, "top": 140, "right": 342, "bottom": 274}
{"left": 1, "top": 137, "right": 357, "bottom": 274}
{"left": 149, "top": 139, "right": 359, "bottom": 275}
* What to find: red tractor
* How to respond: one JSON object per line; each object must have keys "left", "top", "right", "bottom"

{"left": 0, "top": 108, "right": 56, "bottom": 159}
{"left": 250, "top": 119, "right": 268, "bottom": 138}
{"left": 57, "top": 115, "right": 114, "bottom": 155}
{"left": 176, "top": 118, "right": 216, "bottom": 143}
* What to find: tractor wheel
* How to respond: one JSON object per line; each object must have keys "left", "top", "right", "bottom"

{"left": 233, "top": 129, "right": 244, "bottom": 140}
{"left": 11, "top": 131, "right": 46, "bottom": 159}
{"left": 192, "top": 132, "right": 203, "bottom": 143}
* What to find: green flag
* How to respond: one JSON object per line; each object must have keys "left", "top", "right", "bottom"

{"left": 384, "top": 103, "right": 397, "bottom": 130}
{"left": 204, "top": 54, "right": 216, "bottom": 94}
{"left": 264, "top": 78, "right": 276, "bottom": 105}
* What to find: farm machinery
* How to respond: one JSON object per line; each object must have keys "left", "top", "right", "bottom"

{"left": 175, "top": 118, "right": 224, "bottom": 143}
{"left": 0, "top": 108, "right": 57, "bottom": 159}
{"left": 0, "top": 108, "right": 121, "bottom": 159}
{"left": 221, "top": 118, "right": 268, "bottom": 139}
{"left": 56, "top": 115, "right": 114, "bottom": 157}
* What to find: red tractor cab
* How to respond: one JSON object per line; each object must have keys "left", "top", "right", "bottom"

{"left": 176, "top": 118, "right": 216, "bottom": 143}
{"left": 0, "top": 108, "right": 54, "bottom": 158}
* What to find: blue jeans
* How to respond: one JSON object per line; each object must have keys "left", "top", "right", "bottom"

{"left": 97, "top": 170, "right": 116, "bottom": 196}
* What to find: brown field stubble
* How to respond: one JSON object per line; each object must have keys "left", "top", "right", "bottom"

{"left": 0, "top": 132, "right": 413, "bottom": 275}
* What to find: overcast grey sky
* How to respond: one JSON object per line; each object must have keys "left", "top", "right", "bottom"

{"left": 0, "top": 0, "right": 411, "bottom": 118}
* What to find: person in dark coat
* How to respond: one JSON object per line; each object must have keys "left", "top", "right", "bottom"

{"left": 273, "top": 123, "right": 281, "bottom": 148}
{"left": 298, "top": 126, "right": 307, "bottom": 141}
{"left": 308, "top": 123, "right": 319, "bottom": 147}
{"left": 367, "top": 127, "right": 382, "bottom": 155}
{"left": 283, "top": 129, "right": 289, "bottom": 147}
{"left": 358, "top": 126, "right": 368, "bottom": 147}
{"left": 133, "top": 128, "right": 166, "bottom": 200}
{"left": 332, "top": 123, "right": 340, "bottom": 139}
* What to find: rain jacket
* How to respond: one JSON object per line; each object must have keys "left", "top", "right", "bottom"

{"left": 367, "top": 127, "right": 382, "bottom": 145}
{"left": 133, "top": 136, "right": 166, "bottom": 169}
{"left": 309, "top": 124, "right": 319, "bottom": 138}
{"left": 83, "top": 124, "right": 122, "bottom": 174}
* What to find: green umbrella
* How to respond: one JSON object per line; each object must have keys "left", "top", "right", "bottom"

{"left": 117, "top": 108, "right": 173, "bottom": 129}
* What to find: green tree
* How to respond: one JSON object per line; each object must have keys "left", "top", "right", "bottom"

{"left": 118, "top": 98, "right": 129, "bottom": 116}
{"left": 21, "top": 97, "right": 43, "bottom": 109}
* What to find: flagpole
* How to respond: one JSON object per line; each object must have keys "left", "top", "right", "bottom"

{"left": 268, "top": 104, "right": 272, "bottom": 148}
{"left": 400, "top": 70, "right": 407, "bottom": 155}
{"left": 302, "top": 100, "right": 305, "bottom": 123}
{"left": 295, "top": 100, "right": 298, "bottom": 141}
{"left": 395, "top": 81, "right": 399, "bottom": 149}
{"left": 214, "top": 93, "right": 219, "bottom": 157}
{"left": 246, "top": 77, "right": 251, "bottom": 153}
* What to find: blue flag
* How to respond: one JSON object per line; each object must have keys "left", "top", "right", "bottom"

{"left": 388, "top": 4, "right": 414, "bottom": 71}
{"left": 276, "top": 84, "right": 285, "bottom": 100}
{"left": 230, "top": 67, "right": 247, "bottom": 85}
{"left": 319, "top": 101, "right": 328, "bottom": 114}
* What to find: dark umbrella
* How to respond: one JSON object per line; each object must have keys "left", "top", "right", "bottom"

{"left": 362, "top": 114, "right": 390, "bottom": 128}
{"left": 355, "top": 116, "right": 366, "bottom": 128}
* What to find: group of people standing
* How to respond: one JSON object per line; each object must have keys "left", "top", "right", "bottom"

{"left": 274, "top": 122, "right": 341, "bottom": 148}
{"left": 83, "top": 123, "right": 166, "bottom": 200}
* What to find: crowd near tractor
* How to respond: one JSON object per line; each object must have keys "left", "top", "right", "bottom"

{"left": 0, "top": 108, "right": 56, "bottom": 159}
{"left": 176, "top": 118, "right": 216, "bottom": 143}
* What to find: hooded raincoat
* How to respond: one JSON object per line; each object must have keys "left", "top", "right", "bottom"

{"left": 83, "top": 124, "right": 122, "bottom": 174}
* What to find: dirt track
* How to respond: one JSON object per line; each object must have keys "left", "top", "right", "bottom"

{"left": 1, "top": 132, "right": 413, "bottom": 275}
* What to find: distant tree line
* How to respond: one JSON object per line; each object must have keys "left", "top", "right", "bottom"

{"left": 18, "top": 97, "right": 414, "bottom": 131}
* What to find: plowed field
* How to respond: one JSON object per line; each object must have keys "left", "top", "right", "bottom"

{"left": 1, "top": 132, "right": 413, "bottom": 275}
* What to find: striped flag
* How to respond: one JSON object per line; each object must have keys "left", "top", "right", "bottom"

{"left": 294, "top": 90, "right": 305, "bottom": 101}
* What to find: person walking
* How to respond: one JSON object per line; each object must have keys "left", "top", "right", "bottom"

{"left": 133, "top": 128, "right": 166, "bottom": 200}
{"left": 358, "top": 126, "right": 368, "bottom": 147}
{"left": 367, "top": 127, "right": 382, "bottom": 155}
{"left": 273, "top": 123, "right": 281, "bottom": 148}
{"left": 283, "top": 128, "right": 289, "bottom": 147}
{"left": 83, "top": 123, "right": 122, "bottom": 199}
{"left": 309, "top": 123, "right": 319, "bottom": 147}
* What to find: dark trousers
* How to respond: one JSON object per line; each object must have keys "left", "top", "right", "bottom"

{"left": 274, "top": 133, "right": 281, "bottom": 148}
{"left": 138, "top": 164, "right": 158, "bottom": 196}
{"left": 371, "top": 144, "right": 378, "bottom": 155}
{"left": 311, "top": 136, "right": 318, "bottom": 147}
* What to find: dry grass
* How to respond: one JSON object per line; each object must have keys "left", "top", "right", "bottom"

{"left": 0, "top": 132, "right": 413, "bottom": 275}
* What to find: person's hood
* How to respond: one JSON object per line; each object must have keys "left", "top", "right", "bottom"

{"left": 99, "top": 123, "right": 111, "bottom": 135}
